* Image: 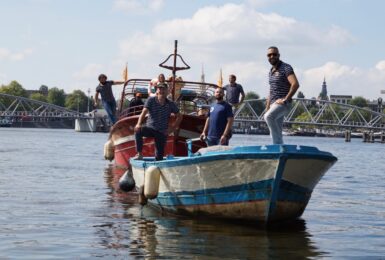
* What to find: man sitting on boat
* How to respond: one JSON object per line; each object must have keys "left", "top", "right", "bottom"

{"left": 128, "top": 92, "right": 144, "bottom": 115}
{"left": 200, "top": 87, "right": 234, "bottom": 146}
{"left": 134, "top": 82, "right": 182, "bottom": 160}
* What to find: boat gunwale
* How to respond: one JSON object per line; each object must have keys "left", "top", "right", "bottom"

{"left": 130, "top": 145, "right": 337, "bottom": 169}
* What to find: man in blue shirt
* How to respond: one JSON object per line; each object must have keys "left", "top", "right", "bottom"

{"left": 134, "top": 83, "right": 182, "bottom": 160}
{"left": 264, "top": 46, "right": 299, "bottom": 144}
{"left": 94, "top": 74, "right": 125, "bottom": 124}
{"left": 200, "top": 87, "right": 234, "bottom": 146}
{"left": 223, "top": 74, "right": 245, "bottom": 112}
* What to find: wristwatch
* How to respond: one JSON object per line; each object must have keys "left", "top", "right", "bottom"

{"left": 283, "top": 99, "right": 288, "bottom": 105}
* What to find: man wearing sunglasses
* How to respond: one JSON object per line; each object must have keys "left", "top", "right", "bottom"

{"left": 264, "top": 46, "right": 299, "bottom": 144}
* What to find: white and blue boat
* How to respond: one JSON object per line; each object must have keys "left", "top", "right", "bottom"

{"left": 129, "top": 141, "right": 337, "bottom": 223}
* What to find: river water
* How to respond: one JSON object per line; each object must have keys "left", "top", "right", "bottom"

{"left": 0, "top": 128, "right": 384, "bottom": 259}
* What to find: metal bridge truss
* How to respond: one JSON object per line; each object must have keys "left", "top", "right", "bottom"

{"left": 234, "top": 98, "right": 385, "bottom": 130}
{"left": 0, "top": 93, "right": 90, "bottom": 120}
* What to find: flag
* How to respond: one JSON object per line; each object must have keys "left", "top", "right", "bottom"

{"left": 218, "top": 68, "right": 223, "bottom": 87}
{"left": 122, "top": 63, "right": 128, "bottom": 81}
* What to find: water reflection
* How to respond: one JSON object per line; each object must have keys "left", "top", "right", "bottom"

{"left": 94, "top": 166, "right": 324, "bottom": 259}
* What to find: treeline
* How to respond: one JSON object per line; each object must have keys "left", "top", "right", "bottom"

{"left": 0, "top": 80, "right": 92, "bottom": 113}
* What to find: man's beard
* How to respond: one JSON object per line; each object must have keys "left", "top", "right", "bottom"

{"left": 216, "top": 96, "right": 223, "bottom": 101}
{"left": 269, "top": 59, "right": 279, "bottom": 66}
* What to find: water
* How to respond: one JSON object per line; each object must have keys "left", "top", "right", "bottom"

{"left": 1, "top": 128, "right": 384, "bottom": 259}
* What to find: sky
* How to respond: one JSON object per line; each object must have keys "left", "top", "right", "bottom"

{"left": 1, "top": 0, "right": 385, "bottom": 101}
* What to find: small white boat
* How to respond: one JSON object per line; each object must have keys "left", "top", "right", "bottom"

{"left": 0, "top": 118, "right": 12, "bottom": 127}
{"left": 129, "top": 142, "right": 337, "bottom": 223}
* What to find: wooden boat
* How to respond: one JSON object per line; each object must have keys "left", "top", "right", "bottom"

{"left": 105, "top": 41, "right": 215, "bottom": 173}
{"left": 129, "top": 142, "right": 337, "bottom": 223}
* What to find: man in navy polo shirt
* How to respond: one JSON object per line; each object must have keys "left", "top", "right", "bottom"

{"left": 264, "top": 46, "right": 299, "bottom": 144}
{"left": 223, "top": 74, "right": 245, "bottom": 112}
{"left": 134, "top": 83, "right": 182, "bottom": 160}
{"left": 200, "top": 87, "right": 234, "bottom": 146}
{"left": 94, "top": 74, "right": 125, "bottom": 124}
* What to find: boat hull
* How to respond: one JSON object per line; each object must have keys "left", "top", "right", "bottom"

{"left": 130, "top": 145, "right": 337, "bottom": 223}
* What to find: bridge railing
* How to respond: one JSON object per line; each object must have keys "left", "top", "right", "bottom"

{"left": 234, "top": 98, "right": 385, "bottom": 130}
{"left": 0, "top": 93, "right": 91, "bottom": 119}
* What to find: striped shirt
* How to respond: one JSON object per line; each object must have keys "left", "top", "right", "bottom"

{"left": 268, "top": 61, "right": 294, "bottom": 103}
{"left": 145, "top": 96, "right": 179, "bottom": 134}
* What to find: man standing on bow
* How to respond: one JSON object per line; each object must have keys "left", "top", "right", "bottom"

{"left": 223, "top": 74, "right": 245, "bottom": 112}
{"left": 200, "top": 87, "right": 234, "bottom": 146}
{"left": 264, "top": 46, "right": 299, "bottom": 144}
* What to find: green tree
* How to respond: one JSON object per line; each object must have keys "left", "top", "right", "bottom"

{"left": 244, "top": 91, "right": 265, "bottom": 115}
{"left": 0, "top": 81, "right": 28, "bottom": 97}
{"left": 65, "top": 90, "right": 89, "bottom": 112}
{"left": 349, "top": 96, "right": 368, "bottom": 107}
{"left": 30, "top": 93, "right": 47, "bottom": 103}
{"left": 47, "top": 87, "right": 66, "bottom": 107}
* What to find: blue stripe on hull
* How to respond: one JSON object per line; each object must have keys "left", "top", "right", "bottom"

{"left": 149, "top": 179, "right": 312, "bottom": 208}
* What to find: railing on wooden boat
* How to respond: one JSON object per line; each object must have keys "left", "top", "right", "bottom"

{"left": 118, "top": 79, "right": 218, "bottom": 118}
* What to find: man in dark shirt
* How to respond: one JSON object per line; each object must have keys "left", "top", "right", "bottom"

{"left": 264, "top": 46, "right": 299, "bottom": 144}
{"left": 223, "top": 74, "right": 245, "bottom": 112}
{"left": 94, "top": 74, "right": 124, "bottom": 124}
{"left": 200, "top": 87, "right": 234, "bottom": 146}
{"left": 129, "top": 93, "right": 144, "bottom": 115}
{"left": 134, "top": 83, "right": 182, "bottom": 160}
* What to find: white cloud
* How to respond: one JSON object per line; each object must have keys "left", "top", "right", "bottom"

{"left": 113, "top": 0, "right": 164, "bottom": 13}
{"left": 73, "top": 63, "right": 104, "bottom": 80}
{"left": 375, "top": 60, "right": 385, "bottom": 71}
{"left": 114, "top": 3, "right": 358, "bottom": 96}
{"left": 0, "top": 48, "right": 33, "bottom": 61}
{"left": 117, "top": 3, "right": 354, "bottom": 65}
{"left": 111, "top": 3, "right": 385, "bottom": 100}
{"left": 299, "top": 62, "right": 384, "bottom": 99}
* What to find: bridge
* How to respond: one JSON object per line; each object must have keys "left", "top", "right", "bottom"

{"left": 234, "top": 98, "right": 385, "bottom": 131}
{"left": 1, "top": 93, "right": 385, "bottom": 131}
{"left": 0, "top": 93, "right": 90, "bottom": 121}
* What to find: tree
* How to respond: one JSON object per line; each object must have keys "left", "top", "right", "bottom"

{"left": 30, "top": 93, "right": 47, "bottom": 103}
{"left": 244, "top": 91, "right": 265, "bottom": 115}
{"left": 47, "top": 87, "right": 66, "bottom": 107}
{"left": 65, "top": 90, "right": 89, "bottom": 112}
{"left": 0, "top": 81, "right": 28, "bottom": 97}
{"left": 349, "top": 96, "right": 368, "bottom": 108}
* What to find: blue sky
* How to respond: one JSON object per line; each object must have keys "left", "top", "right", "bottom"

{"left": 1, "top": 0, "right": 385, "bottom": 100}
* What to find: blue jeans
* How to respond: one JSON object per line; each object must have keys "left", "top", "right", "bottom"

{"left": 135, "top": 126, "right": 167, "bottom": 161}
{"left": 206, "top": 136, "right": 229, "bottom": 146}
{"left": 264, "top": 102, "right": 290, "bottom": 144}
{"left": 102, "top": 99, "right": 117, "bottom": 124}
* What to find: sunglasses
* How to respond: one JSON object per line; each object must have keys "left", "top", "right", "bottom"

{"left": 267, "top": 53, "right": 278, "bottom": 57}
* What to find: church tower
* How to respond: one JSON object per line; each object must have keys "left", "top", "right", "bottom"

{"left": 319, "top": 77, "right": 328, "bottom": 100}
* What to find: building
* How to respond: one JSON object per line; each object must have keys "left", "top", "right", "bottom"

{"left": 330, "top": 95, "right": 352, "bottom": 105}
{"left": 318, "top": 77, "right": 329, "bottom": 100}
